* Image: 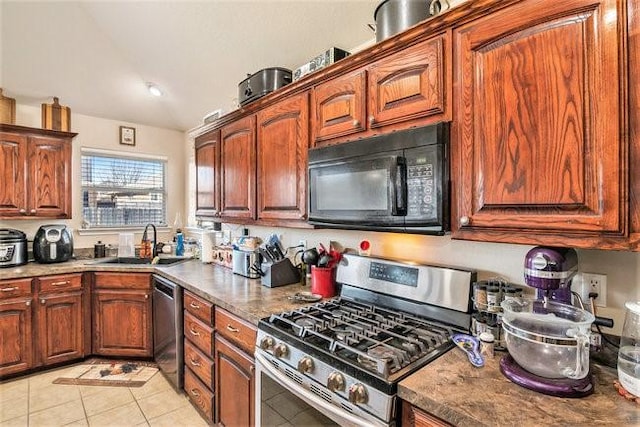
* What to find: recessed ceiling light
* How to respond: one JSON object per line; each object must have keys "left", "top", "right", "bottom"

{"left": 146, "top": 82, "right": 163, "bottom": 97}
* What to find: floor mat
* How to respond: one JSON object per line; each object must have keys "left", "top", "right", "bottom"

{"left": 52, "top": 360, "right": 158, "bottom": 387}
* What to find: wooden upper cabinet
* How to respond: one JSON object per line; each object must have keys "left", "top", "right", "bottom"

{"left": 28, "top": 136, "right": 71, "bottom": 218}
{"left": 368, "top": 35, "right": 446, "bottom": 129}
{"left": 256, "top": 92, "right": 309, "bottom": 221}
{"left": 311, "top": 69, "right": 366, "bottom": 145}
{"left": 0, "top": 124, "right": 75, "bottom": 219}
{"left": 451, "top": 0, "right": 625, "bottom": 246}
{"left": 220, "top": 116, "right": 256, "bottom": 219}
{"left": 0, "top": 132, "right": 27, "bottom": 215}
{"left": 195, "top": 129, "right": 220, "bottom": 218}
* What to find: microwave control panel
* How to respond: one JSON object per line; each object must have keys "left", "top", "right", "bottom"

{"left": 406, "top": 152, "right": 438, "bottom": 220}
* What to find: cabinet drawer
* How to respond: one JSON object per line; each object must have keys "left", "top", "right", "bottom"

{"left": 184, "top": 311, "right": 214, "bottom": 355}
{"left": 184, "top": 367, "right": 214, "bottom": 422}
{"left": 184, "top": 291, "right": 214, "bottom": 327}
{"left": 94, "top": 272, "right": 150, "bottom": 290}
{"left": 37, "top": 274, "right": 82, "bottom": 293}
{"left": 215, "top": 308, "right": 256, "bottom": 355}
{"left": 0, "top": 278, "right": 32, "bottom": 300}
{"left": 184, "top": 339, "right": 214, "bottom": 388}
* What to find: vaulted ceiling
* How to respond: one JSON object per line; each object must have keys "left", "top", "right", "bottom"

{"left": 1, "top": 1, "right": 378, "bottom": 131}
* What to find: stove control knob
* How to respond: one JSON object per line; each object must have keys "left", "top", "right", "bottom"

{"left": 327, "top": 372, "right": 345, "bottom": 392}
{"left": 348, "top": 383, "right": 369, "bottom": 404}
{"left": 297, "top": 356, "right": 314, "bottom": 374}
{"left": 259, "top": 336, "right": 275, "bottom": 351}
{"left": 273, "top": 343, "right": 289, "bottom": 358}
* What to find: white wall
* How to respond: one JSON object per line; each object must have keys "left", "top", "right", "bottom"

{"left": 0, "top": 104, "right": 186, "bottom": 248}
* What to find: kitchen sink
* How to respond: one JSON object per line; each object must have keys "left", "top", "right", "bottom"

{"left": 95, "top": 256, "right": 191, "bottom": 266}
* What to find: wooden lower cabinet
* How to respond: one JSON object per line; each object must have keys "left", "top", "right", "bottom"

{"left": 402, "top": 400, "right": 452, "bottom": 427}
{"left": 214, "top": 334, "right": 254, "bottom": 427}
{"left": 36, "top": 290, "right": 83, "bottom": 366}
{"left": 93, "top": 289, "right": 152, "bottom": 357}
{"left": 0, "top": 296, "right": 33, "bottom": 377}
{"left": 185, "top": 367, "right": 215, "bottom": 421}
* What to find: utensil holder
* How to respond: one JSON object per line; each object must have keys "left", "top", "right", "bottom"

{"left": 311, "top": 266, "right": 336, "bottom": 298}
{"left": 261, "top": 258, "right": 300, "bottom": 288}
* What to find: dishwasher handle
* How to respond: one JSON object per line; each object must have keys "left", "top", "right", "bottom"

{"left": 153, "top": 275, "right": 176, "bottom": 299}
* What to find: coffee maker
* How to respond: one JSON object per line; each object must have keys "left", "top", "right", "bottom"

{"left": 500, "top": 246, "right": 594, "bottom": 397}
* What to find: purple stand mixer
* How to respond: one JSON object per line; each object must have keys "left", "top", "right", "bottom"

{"left": 499, "top": 246, "right": 594, "bottom": 398}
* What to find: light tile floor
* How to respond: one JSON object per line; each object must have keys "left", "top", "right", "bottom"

{"left": 0, "top": 364, "right": 208, "bottom": 427}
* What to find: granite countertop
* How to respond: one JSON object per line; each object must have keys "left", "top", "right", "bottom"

{"left": 398, "top": 348, "right": 639, "bottom": 426}
{"left": 3, "top": 258, "right": 638, "bottom": 425}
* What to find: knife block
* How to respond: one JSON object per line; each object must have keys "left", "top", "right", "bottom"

{"left": 261, "top": 258, "right": 300, "bottom": 288}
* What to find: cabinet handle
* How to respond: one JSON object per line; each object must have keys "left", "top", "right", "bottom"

{"left": 51, "top": 281, "right": 69, "bottom": 287}
{"left": 19, "top": 208, "right": 26, "bottom": 214}
{"left": 352, "top": 119, "right": 360, "bottom": 127}
{"left": 30, "top": 209, "right": 37, "bottom": 214}
{"left": 189, "top": 328, "right": 201, "bottom": 337}
{"left": 369, "top": 115, "right": 375, "bottom": 125}
{"left": 40, "top": 299, "right": 46, "bottom": 305}
{"left": 226, "top": 324, "right": 240, "bottom": 334}
{"left": 189, "top": 302, "right": 201, "bottom": 309}
{"left": 190, "top": 358, "right": 201, "bottom": 367}
{"left": 1, "top": 287, "right": 18, "bottom": 292}
{"left": 190, "top": 388, "right": 200, "bottom": 397}
{"left": 460, "top": 216, "right": 470, "bottom": 226}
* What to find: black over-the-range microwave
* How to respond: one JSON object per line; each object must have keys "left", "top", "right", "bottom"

{"left": 308, "top": 123, "right": 449, "bottom": 234}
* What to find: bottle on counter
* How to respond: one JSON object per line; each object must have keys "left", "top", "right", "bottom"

{"left": 175, "top": 229, "right": 185, "bottom": 256}
{"left": 94, "top": 241, "right": 106, "bottom": 258}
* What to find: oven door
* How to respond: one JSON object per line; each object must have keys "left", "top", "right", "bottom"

{"left": 255, "top": 352, "right": 387, "bottom": 427}
{"left": 308, "top": 151, "right": 406, "bottom": 227}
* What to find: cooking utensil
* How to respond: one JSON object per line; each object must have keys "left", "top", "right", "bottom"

{"left": 317, "top": 253, "right": 332, "bottom": 268}
{"left": 301, "top": 248, "right": 319, "bottom": 266}
{"left": 373, "top": 0, "right": 434, "bottom": 42}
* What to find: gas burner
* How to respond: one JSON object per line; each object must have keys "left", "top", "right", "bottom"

{"left": 367, "top": 345, "right": 397, "bottom": 360}
{"left": 294, "top": 318, "right": 319, "bottom": 329}
{"left": 331, "top": 309, "right": 349, "bottom": 319}
{"left": 329, "top": 324, "right": 360, "bottom": 341}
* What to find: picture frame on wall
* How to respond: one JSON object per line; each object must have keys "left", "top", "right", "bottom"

{"left": 119, "top": 126, "right": 136, "bottom": 146}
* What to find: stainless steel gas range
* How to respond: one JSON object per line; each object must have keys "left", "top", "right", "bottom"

{"left": 255, "top": 254, "right": 476, "bottom": 426}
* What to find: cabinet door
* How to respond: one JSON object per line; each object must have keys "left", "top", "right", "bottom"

{"left": 195, "top": 129, "right": 220, "bottom": 218}
{"left": 311, "top": 69, "right": 366, "bottom": 144}
{"left": 256, "top": 92, "right": 309, "bottom": 220}
{"left": 368, "top": 36, "right": 446, "bottom": 129}
{"left": 220, "top": 116, "right": 256, "bottom": 219}
{"left": 37, "top": 291, "right": 83, "bottom": 366}
{"left": 28, "top": 135, "right": 71, "bottom": 218}
{"left": 451, "top": 0, "right": 624, "bottom": 244}
{"left": 93, "top": 289, "right": 152, "bottom": 357}
{"left": 0, "top": 132, "right": 27, "bottom": 216}
{"left": 0, "top": 298, "right": 33, "bottom": 377}
{"left": 215, "top": 334, "right": 254, "bottom": 427}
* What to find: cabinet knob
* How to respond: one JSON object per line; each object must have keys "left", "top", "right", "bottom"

{"left": 40, "top": 299, "right": 46, "bottom": 305}
{"left": 26, "top": 300, "right": 31, "bottom": 306}
{"left": 369, "top": 115, "right": 375, "bottom": 125}
{"left": 145, "top": 294, "right": 149, "bottom": 299}
{"left": 30, "top": 209, "right": 37, "bottom": 214}
{"left": 19, "top": 208, "right": 26, "bottom": 214}
{"left": 460, "top": 216, "right": 470, "bottom": 226}
{"left": 352, "top": 120, "right": 360, "bottom": 128}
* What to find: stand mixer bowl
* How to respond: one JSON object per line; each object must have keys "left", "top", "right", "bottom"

{"left": 501, "top": 298, "right": 594, "bottom": 379}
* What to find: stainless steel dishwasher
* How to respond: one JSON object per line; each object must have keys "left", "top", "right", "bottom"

{"left": 152, "top": 275, "right": 183, "bottom": 391}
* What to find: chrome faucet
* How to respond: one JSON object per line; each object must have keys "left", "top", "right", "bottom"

{"left": 142, "top": 223, "right": 157, "bottom": 258}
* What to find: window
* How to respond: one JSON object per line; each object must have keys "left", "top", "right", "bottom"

{"left": 81, "top": 150, "right": 167, "bottom": 228}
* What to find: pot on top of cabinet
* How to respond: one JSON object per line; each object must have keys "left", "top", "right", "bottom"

{"left": 33, "top": 224, "right": 73, "bottom": 264}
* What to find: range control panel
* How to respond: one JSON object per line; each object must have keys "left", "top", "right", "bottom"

{"left": 369, "top": 261, "right": 419, "bottom": 287}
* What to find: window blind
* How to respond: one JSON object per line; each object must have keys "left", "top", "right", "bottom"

{"left": 81, "top": 152, "right": 167, "bottom": 228}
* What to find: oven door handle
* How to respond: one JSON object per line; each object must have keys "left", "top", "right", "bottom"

{"left": 255, "top": 352, "right": 382, "bottom": 427}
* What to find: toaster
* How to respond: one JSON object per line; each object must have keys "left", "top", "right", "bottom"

{"left": 232, "top": 249, "right": 262, "bottom": 279}
{"left": 33, "top": 224, "right": 73, "bottom": 263}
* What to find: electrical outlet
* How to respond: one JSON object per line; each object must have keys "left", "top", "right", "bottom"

{"left": 581, "top": 273, "right": 607, "bottom": 307}
{"left": 298, "top": 239, "right": 307, "bottom": 250}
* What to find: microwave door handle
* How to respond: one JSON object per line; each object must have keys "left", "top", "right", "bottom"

{"left": 392, "top": 157, "right": 407, "bottom": 216}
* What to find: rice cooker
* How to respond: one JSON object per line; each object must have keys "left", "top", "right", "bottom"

{"left": 0, "top": 228, "right": 28, "bottom": 268}
{"left": 33, "top": 224, "right": 73, "bottom": 263}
